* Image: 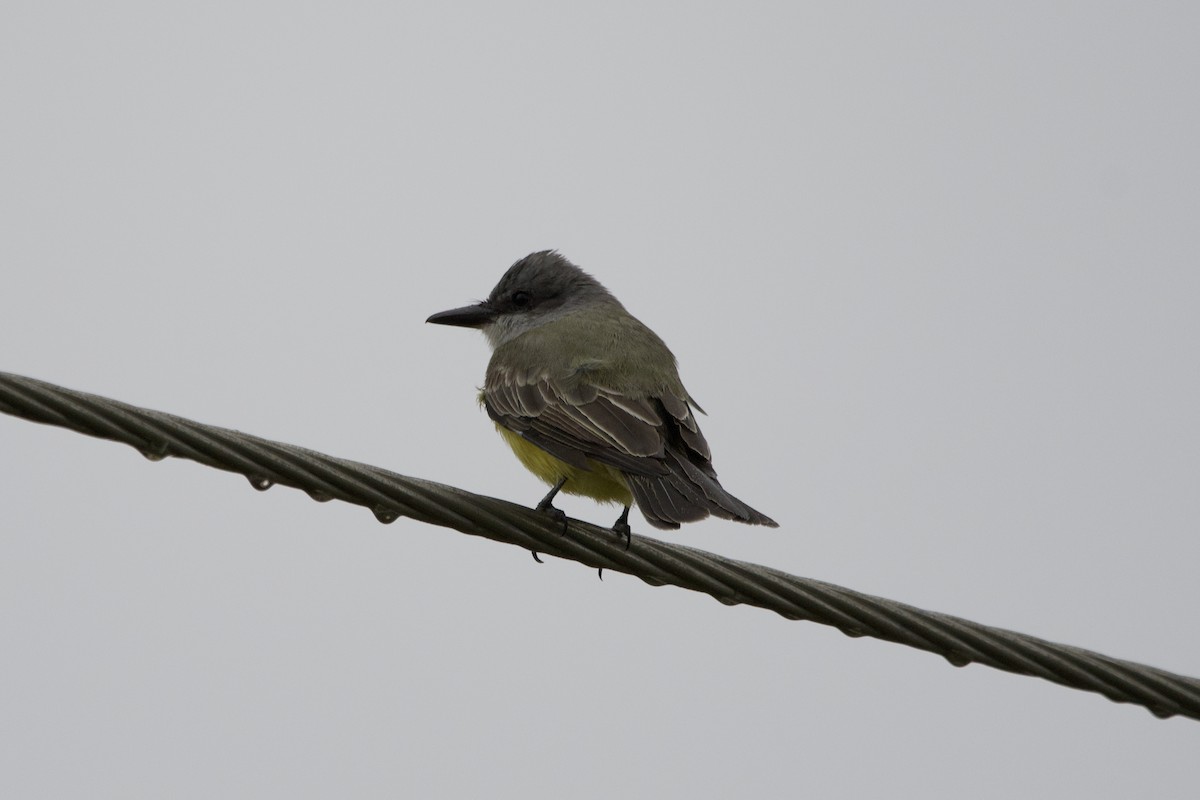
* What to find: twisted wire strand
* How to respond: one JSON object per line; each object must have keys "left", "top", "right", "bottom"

{"left": 2, "top": 371, "right": 1197, "bottom": 721}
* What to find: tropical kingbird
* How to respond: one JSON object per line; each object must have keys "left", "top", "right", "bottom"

{"left": 427, "top": 250, "right": 778, "bottom": 542}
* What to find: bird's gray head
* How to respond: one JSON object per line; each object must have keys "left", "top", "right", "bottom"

{"left": 426, "top": 250, "right": 621, "bottom": 348}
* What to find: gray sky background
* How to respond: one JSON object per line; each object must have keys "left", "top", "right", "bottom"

{"left": 2, "top": 3, "right": 1198, "bottom": 797}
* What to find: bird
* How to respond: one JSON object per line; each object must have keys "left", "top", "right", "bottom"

{"left": 426, "top": 250, "right": 777, "bottom": 544}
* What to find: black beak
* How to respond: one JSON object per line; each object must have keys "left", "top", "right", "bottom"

{"left": 426, "top": 302, "right": 498, "bottom": 329}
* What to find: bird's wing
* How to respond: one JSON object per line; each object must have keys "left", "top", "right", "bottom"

{"left": 484, "top": 367, "right": 675, "bottom": 478}
{"left": 484, "top": 365, "right": 777, "bottom": 530}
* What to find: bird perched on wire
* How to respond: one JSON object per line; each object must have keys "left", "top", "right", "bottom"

{"left": 427, "top": 250, "right": 778, "bottom": 545}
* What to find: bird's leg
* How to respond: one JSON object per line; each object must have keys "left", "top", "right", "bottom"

{"left": 536, "top": 476, "right": 569, "bottom": 535}
{"left": 612, "top": 505, "right": 632, "bottom": 550}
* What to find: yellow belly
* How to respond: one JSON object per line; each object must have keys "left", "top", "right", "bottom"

{"left": 495, "top": 424, "right": 633, "bottom": 506}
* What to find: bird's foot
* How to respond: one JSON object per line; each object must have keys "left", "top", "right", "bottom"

{"left": 612, "top": 506, "right": 632, "bottom": 550}
{"left": 536, "top": 477, "right": 570, "bottom": 535}
{"left": 536, "top": 503, "right": 569, "bottom": 536}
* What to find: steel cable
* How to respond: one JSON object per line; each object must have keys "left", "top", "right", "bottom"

{"left": 2, "top": 370, "right": 1197, "bottom": 721}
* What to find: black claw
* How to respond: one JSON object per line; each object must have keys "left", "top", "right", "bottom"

{"left": 612, "top": 505, "right": 633, "bottom": 550}
{"left": 598, "top": 567, "right": 604, "bottom": 580}
{"left": 532, "top": 551, "right": 544, "bottom": 564}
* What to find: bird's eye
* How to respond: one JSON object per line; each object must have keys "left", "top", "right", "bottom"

{"left": 511, "top": 290, "right": 532, "bottom": 308}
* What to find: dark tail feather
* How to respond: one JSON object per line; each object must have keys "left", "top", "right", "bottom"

{"left": 626, "top": 469, "right": 777, "bottom": 530}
